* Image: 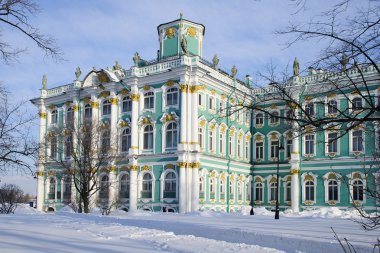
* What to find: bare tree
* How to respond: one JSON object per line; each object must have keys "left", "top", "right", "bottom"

{"left": 46, "top": 119, "right": 117, "bottom": 213}
{"left": 0, "top": 183, "right": 24, "bottom": 214}
{"left": 0, "top": 0, "right": 61, "bottom": 63}
{"left": 0, "top": 85, "right": 38, "bottom": 174}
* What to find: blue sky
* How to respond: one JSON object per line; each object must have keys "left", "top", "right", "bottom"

{"left": 0, "top": 0, "right": 366, "bottom": 194}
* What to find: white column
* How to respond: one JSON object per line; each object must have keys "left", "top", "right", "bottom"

{"left": 179, "top": 85, "right": 188, "bottom": 146}
{"left": 130, "top": 90, "right": 139, "bottom": 154}
{"left": 290, "top": 117, "right": 300, "bottom": 213}
{"left": 110, "top": 92, "right": 118, "bottom": 154}
{"left": 191, "top": 163, "right": 200, "bottom": 211}
{"left": 190, "top": 85, "right": 199, "bottom": 150}
{"left": 129, "top": 166, "right": 138, "bottom": 211}
{"left": 36, "top": 172, "right": 45, "bottom": 211}
{"left": 178, "top": 162, "right": 187, "bottom": 213}
{"left": 89, "top": 96, "right": 99, "bottom": 206}
{"left": 108, "top": 167, "right": 117, "bottom": 208}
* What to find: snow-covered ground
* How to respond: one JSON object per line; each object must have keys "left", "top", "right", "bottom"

{"left": 0, "top": 205, "right": 378, "bottom": 253}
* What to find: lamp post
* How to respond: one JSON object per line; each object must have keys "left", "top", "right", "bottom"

{"left": 275, "top": 145, "right": 284, "bottom": 220}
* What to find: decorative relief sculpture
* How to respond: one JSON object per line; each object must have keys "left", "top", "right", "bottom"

{"left": 181, "top": 35, "right": 188, "bottom": 54}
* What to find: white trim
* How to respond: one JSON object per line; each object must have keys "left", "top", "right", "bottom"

{"left": 322, "top": 172, "right": 342, "bottom": 204}
{"left": 301, "top": 172, "right": 318, "bottom": 204}
{"left": 138, "top": 170, "right": 155, "bottom": 202}
{"left": 160, "top": 169, "right": 178, "bottom": 201}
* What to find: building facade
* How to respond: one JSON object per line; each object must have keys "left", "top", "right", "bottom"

{"left": 31, "top": 16, "right": 380, "bottom": 213}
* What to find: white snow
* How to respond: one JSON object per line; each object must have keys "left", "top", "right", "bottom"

{"left": 0, "top": 205, "right": 378, "bottom": 253}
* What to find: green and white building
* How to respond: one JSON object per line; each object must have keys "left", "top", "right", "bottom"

{"left": 31, "top": 16, "right": 379, "bottom": 213}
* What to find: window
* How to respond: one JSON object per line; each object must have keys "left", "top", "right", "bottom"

{"left": 328, "top": 180, "right": 338, "bottom": 201}
{"left": 219, "top": 101, "right": 226, "bottom": 115}
{"left": 286, "top": 110, "right": 293, "bottom": 124}
{"left": 237, "top": 109, "right": 243, "bottom": 122}
{"left": 121, "top": 128, "right": 131, "bottom": 152}
{"left": 143, "top": 125, "right": 154, "bottom": 150}
{"left": 209, "top": 130, "right": 214, "bottom": 152}
{"left": 166, "top": 122, "right": 177, "bottom": 149}
{"left": 305, "top": 181, "right": 315, "bottom": 201}
{"left": 51, "top": 110, "right": 58, "bottom": 124}
{"left": 245, "top": 139, "right": 250, "bottom": 160}
{"left": 209, "top": 96, "right": 215, "bottom": 111}
{"left": 66, "top": 107, "right": 74, "bottom": 127}
{"left": 270, "top": 182, "right": 277, "bottom": 201}
{"left": 255, "top": 113, "right": 263, "bottom": 126}
{"left": 101, "top": 130, "right": 110, "bottom": 153}
{"left": 229, "top": 136, "right": 233, "bottom": 157}
{"left": 142, "top": 173, "right": 153, "bottom": 198}
{"left": 286, "top": 139, "right": 292, "bottom": 159}
{"left": 352, "top": 130, "right": 363, "bottom": 152}
{"left": 84, "top": 103, "right": 92, "bottom": 121}
{"left": 198, "top": 127, "right": 204, "bottom": 150}
{"left": 219, "top": 132, "right": 225, "bottom": 154}
{"left": 285, "top": 182, "right": 291, "bottom": 201}
{"left": 210, "top": 178, "right": 216, "bottom": 196}
{"left": 255, "top": 141, "right": 264, "bottom": 160}
{"left": 198, "top": 93, "right": 204, "bottom": 107}
{"left": 119, "top": 174, "right": 129, "bottom": 199}
{"left": 238, "top": 182, "right": 243, "bottom": 200}
{"left": 229, "top": 181, "right": 234, "bottom": 199}
{"left": 237, "top": 138, "right": 242, "bottom": 158}
{"left": 246, "top": 181, "right": 251, "bottom": 201}
{"left": 166, "top": 87, "right": 178, "bottom": 106}
{"left": 49, "top": 178, "right": 56, "bottom": 194}
{"left": 99, "top": 175, "right": 109, "bottom": 198}
{"left": 102, "top": 100, "right": 111, "bottom": 116}
{"left": 63, "top": 177, "right": 71, "bottom": 201}
{"left": 122, "top": 96, "right": 132, "bottom": 113}
{"left": 270, "top": 140, "right": 279, "bottom": 159}
{"left": 305, "top": 102, "right": 314, "bottom": 116}
{"left": 220, "top": 180, "right": 226, "bottom": 196}
{"left": 328, "top": 132, "right": 338, "bottom": 153}
{"left": 352, "top": 97, "right": 362, "bottom": 111}
{"left": 199, "top": 177, "right": 205, "bottom": 193}
{"left": 65, "top": 134, "right": 73, "bottom": 158}
{"left": 50, "top": 135, "right": 57, "bottom": 159}
{"left": 305, "top": 134, "right": 314, "bottom": 155}
{"left": 352, "top": 179, "right": 364, "bottom": 201}
{"left": 245, "top": 110, "right": 251, "bottom": 125}
{"left": 270, "top": 111, "right": 279, "bottom": 125}
{"left": 328, "top": 100, "right": 338, "bottom": 114}
{"left": 144, "top": 91, "right": 154, "bottom": 109}
{"left": 255, "top": 182, "right": 263, "bottom": 201}
{"left": 164, "top": 172, "right": 176, "bottom": 198}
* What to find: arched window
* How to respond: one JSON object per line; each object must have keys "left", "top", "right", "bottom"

{"left": 164, "top": 172, "right": 176, "bottom": 198}
{"left": 219, "top": 131, "right": 225, "bottom": 154}
{"left": 199, "top": 177, "right": 205, "bottom": 198}
{"left": 142, "top": 173, "right": 153, "bottom": 198}
{"left": 237, "top": 182, "right": 243, "bottom": 200}
{"left": 270, "top": 111, "right": 279, "bottom": 125}
{"left": 285, "top": 110, "right": 293, "bottom": 124}
{"left": 50, "top": 135, "right": 57, "bottom": 159}
{"left": 327, "top": 132, "right": 338, "bottom": 153}
{"left": 65, "top": 134, "right": 73, "bottom": 158}
{"left": 209, "top": 130, "right": 215, "bottom": 152}
{"left": 101, "top": 130, "right": 110, "bottom": 153}
{"left": 166, "top": 87, "right": 178, "bottom": 106}
{"left": 352, "top": 179, "right": 364, "bottom": 201}
{"left": 305, "top": 181, "right": 315, "bottom": 201}
{"left": 102, "top": 99, "right": 111, "bottom": 116}
{"left": 229, "top": 135, "right": 234, "bottom": 157}
{"left": 66, "top": 107, "right": 74, "bottom": 127}
{"left": 119, "top": 174, "right": 130, "bottom": 199}
{"left": 245, "top": 110, "right": 251, "bottom": 125}
{"left": 328, "top": 180, "right": 338, "bottom": 201}
{"left": 84, "top": 103, "right": 92, "bottom": 121}
{"left": 352, "top": 97, "right": 362, "bottom": 111}
{"left": 286, "top": 139, "right": 292, "bottom": 159}
{"left": 305, "top": 102, "right": 314, "bottom": 116}
{"left": 285, "top": 182, "right": 291, "bottom": 201}
{"left": 121, "top": 128, "right": 131, "bottom": 152}
{"left": 255, "top": 113, "right": 263, "bottom": 126}
{"left": 352, "top": 130, "right": 363, "bottom": 152}
{"left": 270, "top": 182, "right": 277, "bottom": 201}
{"left": 246, "top": 181, "right": 251, "bottom": 201}
{"left": 220, "top": 179, "right": 226, "bottom": 200}
{"left": 166, "top": 122, "right": 177, "bottom": 149}
{"left": 51, "top": 110, "right": 58, "bottom": 124}
{"left": 48, "top": 178, "right": 56, "bottom": 199}
{"left": 63, "top": 177, "right": 71, "bottom": 201}
{"left": 210, "top": 178, "right": 216, "bottom": 199}
{"left": 255, "top": 182, "right": 263, "bottom": 201}
{"left": 328, "top": 100, "right": 338, "bottom": 114}
{"left": 229, "top": 180, "right": 234, "bottom": 200}
{"left": 245, "top": 138, "right": 250, "bottom": 160}
{"left": 99, "top": 175, "right": 109, "bottom": 199}
{"left": 270, "top": 140, "right": 279, "bottom": 159}
{"left": 305, "top": 134, "right": 315, "bottom": 155}
{"left": 237, "top": 138, "right": 242, "bottom": 158}
{"left": 144, "top": 91, "right": 154, "bottom": 109}
{"left": 143, "top": 125, "right": 153, "bottom": 150}
{"left": 122, "top": 96, "right": 132, "bottom": 113}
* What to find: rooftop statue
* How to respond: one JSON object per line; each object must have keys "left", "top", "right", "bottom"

{"left": 42, "top": 75, "right": 47, "bottom": 90}
{"left": 75, "top": 67, "right": 82, "bottom": 81}
{"left": 133, "top": 52, "right": 140, "bottom": 67}
{"left": 181, "top": 35, "right": 188, "bottom": 54}
{"left": 293, "top": 57, "right": 299, "bottom": 76}
{"left": 212, "top": 54, "right": 219, "bottom": 69}
{"left": 340, "top": 53, "right": 349, "bottom": 71}
{"left": 113, "top": 61, "right": 122, "bottom": 71}
{"left": 231, "top": 65, "right": 237, "bottom": 78}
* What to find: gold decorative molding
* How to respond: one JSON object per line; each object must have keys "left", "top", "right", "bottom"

{"left": 351, "top": 89, "right": 360, "bottom": 95}
{"left": 119, "top": 121, "right": 129, "bottom": 128}
{"left": 220, "top": 125, "right": 226, "bottom": 133}
{"left": 47, "top": 170, "right": 56, "bottom": 176}
{"left": 220, "top": 94, "right": 227, "bottom": 100}
{"left": 230, "top": 174, "right": 235, "bottom": 181}
{"left": 209, "top": 123, "right": 216, "bottom": 130}
{"left": 238, "top": 175, "right": 245, "bottom": 182}
{"left": 210, "top": 89, "right": 216, "bottom": 95}
{"left": 353, "top": 172, "right": 362, "bottom": 179}
{"left": 270, "top": 132, "right": 278, "bottom": 140}
{"left": 290, "top": 169, "right": 300, "bottom": 175}
{"left": 48, "top": 104, "right": 56, "bottom": 110}
{"left": 83, "top": 97, "right": 91, "bottom": 103}
{"left": 210, "top": 170, "right": 217, "bottom": 178}
{"left": 65, "top": 101, "right": 72, "bottom": 106}
{"left": 287, "top": 101, "right": 299, "bottom": 109}
{"left": 304, "top": 95, "right": 313, "bottom": 101}
{"left": 90, "top": 101, "right": 99, "bottom": 109}
{"left": 129, "top": 165, "right": 138, "bottom": 171}
{"left": 166, "top": 80, "right": 175, "bottom": 87}
{"left": 131, "top": 94, "right": 140, "bottom": 102}
{"left": 177, "top": 162, "right": 187, "bottom": 168}
{"left": 190, "top": 162, "right": 201, "bottom": 169}
{"left": 36, "top": 171, "right": 45, "bottom": 177}
{"left": 255, "top": 177, "right": 262, "bottom": 182}
{"left": 110, "top": 98, "right": 119, "bottom": 105}
{"left": 141, "top": 165, "right": 151, "bottom": 171}
{"left": 190, "top": 84, "right": 206, "bottom": 93}
{"left": 73, "top": 105, "right": 79, "bottom": 112}
{"left": 38, "top": 112, "right": 47, "bottom": 119}
{"left": 304, "top": 175, "right": 314, "bottom": 181}
{"left": 220, "top": 173, "right": 226, "bottom": 181}
{"left": 270, "top": 104, "right": 277, "bottom": 109}
{"left": 199, "top": 119, "right": 206, "bottom": 127}
{"left": 164, "top": 164, "right": 175, "bottom": 170}
{"left": 179, "top": 84, "right": 188, "bottom": 92}
{"left": 187, "top": 26, "right": 197, "bottom": 37}
{"left": 99, "top": 91, "right": 110, "bottom": 98}
{"left": 163, "top": 114, "right": 175, "bottom": 123}
{"left": 328, "top": 173, "right": 337, "bottom": 180}
{"left": 304, "top": 200, "right": 314, "bottom": 206}
{"left": 287, "top": 132, "right": 293, "bottom": 139}
{"left": 108, "top": 166, "right": 117, "bottom": 172}
{"left": 131, "top": 145, "right": 138, "bottom": 149}
{"left": 143, "top": 85, "right": 151, "bottom": 91}
{"left": 269, "top": 177, "right": 277, "bottom": 183}
{"left": 97, "top": 72, "right": 110, "bottom": 83}
{"left": 229, "top": 128, "right": 235, "bottom": 135}
{"left": 327, "top": 92, "right": 336, "bottom": 98}
{"left": 165, "top": 27, "right": 176, "bottom": 39}
{"left": 238, "top": 132, "right": 243, "bottom": 140}
{"left": 142, "top": 117, "right": 152, "bottom": 125}
{"left": 230, "top": 97, "right": 235, "bottom": 104}
{"left": 255, "top": 135, "right": 263, "bottom": 141}
{"left": 120, "top": 89, "right": 129, "bottom": 95}
{"left": 120, "top": 166, "right": 128, "bottom": 171}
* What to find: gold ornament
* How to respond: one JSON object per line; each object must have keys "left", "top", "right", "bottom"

{"left": 131, "top": 94, "right": 140, "bottom": 102}
{"left": 165, "top": 27, "right": 177, "bottom": 39}
{"left": 187, "top": 26, "right": 197, "bottom": 37}
{"left": 38, "top": 112, "right": 47, "bottom": 119}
